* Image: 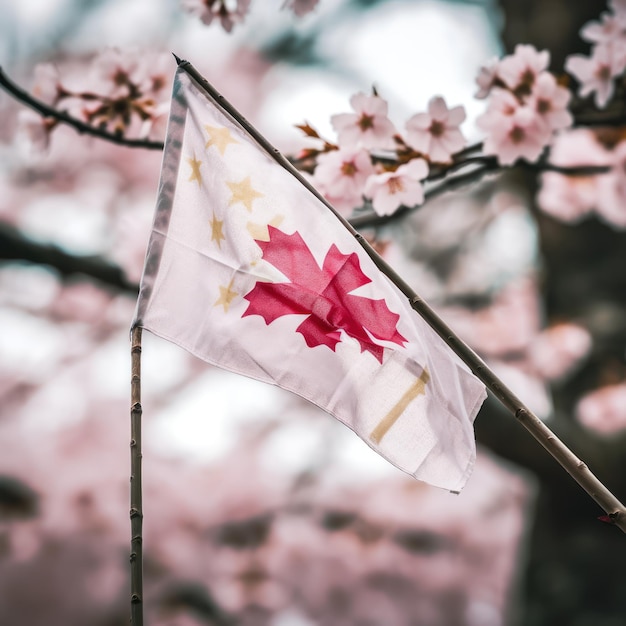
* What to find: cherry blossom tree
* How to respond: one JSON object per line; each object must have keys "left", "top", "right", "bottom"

{"left": 1, "top": 1, "right": 626, "bottom": 625}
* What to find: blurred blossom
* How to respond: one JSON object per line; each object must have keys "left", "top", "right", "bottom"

{"left": 138, "top": 51, "right": 172, "bottom": 98}
{"left": 443, "top": 278, "right": 541, "bottom": 356}
{"left": 596, "top": 140, "right": 626, "bottom": 227}
{"left": 528, "top": 72, "right": 573, "bottom": 132}
{"left": 405, "top": 96, "right": 466, "bottom": 163}
{"left": 331, "top": 92, "right": 397, "bottom": 150}
{"left": 537, "top": 128, "right": 611, "bottom": 222}
{"left": 110, "top": 199, "right": 155, "bottom": 283}
{"left": 497, "top": 44, "right": 550, "bottom": 96}
{"left": 581, "top": 6, "right": 626, "bottom": 44}
{"left": 490, "top": 360, "right": 553, "bottom": 419}
{"left": 16, "top": 110, "right": 55, "bottom": 152}
{"left": 538, "top": 130, "right": 626, "bottom": 228}
{"left": 474, "top": 57, "right": 501, "bottom": 99}
{"left": 141, "top": 100, "right": 170, "bottom": 141}
{"left": 181, "top": 0, "right": 252, "bottom": 32}
{"left": 83, "top": 48, "right": 171, "bottom": 135}
{"left": 88, "top": 47, "right": 142, "bottom": 99}
{"left": 611, "top": 0, "right": 626, "bottom": 15}
{"left": 565, "top": 44, "right": 624, "bottom": 108}
{"left": 21, "top": 49, "right": 172, "bottom": 143}
{"left": 281, "top": 0, "right": 320, "bottom": 17}
{"left": 48, "top": 282, "right": 114, "bottom": 324}
{"left": 0, "top": 391, "right": 533, "bottom": 625}
{"left": 364, "top": 158, "right": 428, "bottom": 216}
{"left": 576, "top": 383, "right": 626, "bottom": 435}
{"left": 31, "top": 63, "right": 61, "bottom": 105}
{"left": 272, "top": 607, "right": 317, "bottom": 625}
{"left": 528, "top": 322, "right": 592, "bottom": 381}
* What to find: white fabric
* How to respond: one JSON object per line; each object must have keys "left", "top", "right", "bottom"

{"left": 134, "top": 69, "right": 487, "bottom": 491}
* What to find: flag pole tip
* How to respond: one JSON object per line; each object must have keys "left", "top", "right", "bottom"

{"left": 172, "top": 53, "right": 185, "bottom": 65}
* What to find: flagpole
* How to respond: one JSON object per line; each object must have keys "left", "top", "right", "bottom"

{"left": 130, "top": 324, "right": 144, "bottom": 625}
{"left": 174, "top": 57, "right": 626, "bottom": 533}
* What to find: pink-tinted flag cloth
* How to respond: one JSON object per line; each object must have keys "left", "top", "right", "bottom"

{"left": 133, "top": 68, "right": 487, "bottom": 492}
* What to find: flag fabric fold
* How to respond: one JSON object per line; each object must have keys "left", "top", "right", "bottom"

{"left": 133, "top": 67, "right": 487, "bottom": 492}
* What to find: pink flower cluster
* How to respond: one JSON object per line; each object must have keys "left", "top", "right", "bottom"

{"left": 181, "top": 0, "right": 252, "bottom": 32}
{"left": 308, "top": 91, "right": 468, "bottom": 217}
{"left": 181, "top": 0, "right": 319, "bottom": 31}
{"left": 20, "top": 48, "right": 171, "bottom": 149}
{"left": 476, "top": 44, "right": 573, "bottom": 165}
{"left": 537, "top": 128, "right": 626, "bottom": 227}
{"left": 566, "top": 0, "right": 626, "bottom": 108}
{"left": 576, "top": 382, "right": 626, "bottom": 435}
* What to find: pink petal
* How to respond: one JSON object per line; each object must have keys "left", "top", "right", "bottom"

{"left": 428, "top": 96, "right": 449, "bottom": 120}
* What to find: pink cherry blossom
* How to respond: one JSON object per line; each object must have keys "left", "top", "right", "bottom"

{"left": 405, "top": 97, "right": 466, "bottom": 163}
{"left": 474, "top": 57, "right": 501, "bottom": 99}
{"left": 364, "top": 158, "right": 429, "bottom": 216}
{"left": 32, "top": 63, "right": 61, "bottom": 105}
{"left": 17, "top": 110, "right": 57, "bottom": 152}
{"left": 88, "top": 47, "right": 141, "bottom": 99}
{"left": 528, "top": 322, "right": 592, "bottom": 381}
{"left": 137, "top": 52, "right": 172, "bottom": 98}
{"left": 537, "top": 129, "right": 612, "bottom": 222}
{"left": 565, "top": 44, "right": 625, "bottom": 108}
{"left": 596, "top": 140, "right": 626, "bottom": 227}
{"left": 15, "top": 63, "right": 65, "bottom": 150}
{"left": 497, "top": 44, "right": 550, "bottom": 96}
{"left": 529, "top": 72, "right": 573, "bottom": 132}
{"left": 477, "top": 89, "right": 549, "bottom": 165}
{"left": 331, "top": 92, "right": 397, "bottom": 150}
{"left": 580, "top": 11, "right": 625, "bottom": 45}
{"left": 312, "top": 147, "right": 375, "bottom": 215}
{"left": 282, "top": 0, "right": 320, "bottom": 17}
{"left": 576, "top": 383, "right": 626, "bottom": 435}
{"left": 181, "top": 0, "right": 252, "bottom": 32}
{"left": 611, "top": 0, "right": 626, "bottom": 17}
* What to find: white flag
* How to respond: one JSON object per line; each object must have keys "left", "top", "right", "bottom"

{"left": 133, "top": 67, "right": 487, "bottom": 492}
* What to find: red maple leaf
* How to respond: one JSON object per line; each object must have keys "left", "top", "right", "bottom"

{"left": 242, "top": 226, "right": 406, "bottom": 363}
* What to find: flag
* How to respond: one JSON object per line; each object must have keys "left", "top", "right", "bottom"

{"left": 133, "top": 66, "right": 487, "bottom": 492}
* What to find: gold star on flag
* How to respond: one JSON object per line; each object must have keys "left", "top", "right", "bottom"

{"left": 227, "top": 177, "right": 264, "bottom": 212}
{"left": 210, "top": 214, "right": 225, "bottom": 248}
{"left": 204, "top": 124, "right": 238, "bottom": 155}
{"left": 187, "top": 155, "right": 203, "bottom": 185}
{"left": 247, "top": 215, "right": 285, "bottom": 241}
{"left": 214, "top": 279, "right": 238, "bottom": 312}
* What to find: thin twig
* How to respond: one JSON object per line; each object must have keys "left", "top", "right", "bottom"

{"left": 177, "top": 56, "right": 626, "bottom": 532}
{"left": 130, "top": 325, "right": 144, "bottom": 626}
{"left": 350, "top": 161, "right": 501, "bottom": 229}
{"left": 0, "top": 66, "right": 164, "bottom": 150}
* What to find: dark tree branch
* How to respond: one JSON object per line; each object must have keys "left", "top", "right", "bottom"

{"left": 0, "top": 223, "right": 138, "bottom": 294}
{"left": 0, "top": 66, "right": 164, "bottom": 151}
{"left": 349, "top": 155, "right": 611, "bottom": 231}
{"left": 350, "top": 160, "right": 502, "bottom": 230}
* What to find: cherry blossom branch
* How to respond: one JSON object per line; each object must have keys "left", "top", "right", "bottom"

{"left": 0, "top": 66, "right": 164, "bottom": 150}
{"left": 349, "top": 156, "right": 611, "bottom": 230}
{"left": 350, "top": 161, "right": 500, "bottom": 229}
{"left": 0, "top": 223, "right": 138, "bottom": 293}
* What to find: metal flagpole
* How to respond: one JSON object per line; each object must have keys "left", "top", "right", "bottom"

{"left": 174, "top": 55, "right": 626, "bottom": 532}
{"left": 130, "top": 324, "right": 144, "bottom": 625}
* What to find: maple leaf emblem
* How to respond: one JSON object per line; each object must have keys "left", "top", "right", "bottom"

{"left": 242, "top": 227, "right": 406, "bottom": 363}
